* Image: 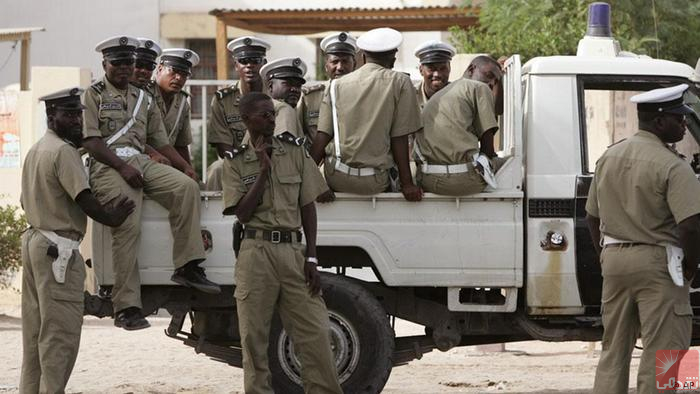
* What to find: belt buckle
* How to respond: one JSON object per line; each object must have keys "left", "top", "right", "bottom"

{"left": 270, "top": 230, "right": 281, "bottom": 243}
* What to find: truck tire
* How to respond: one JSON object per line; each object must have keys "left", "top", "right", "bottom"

{"left": 270, "top": 273, "right": 394, "bottom": 394}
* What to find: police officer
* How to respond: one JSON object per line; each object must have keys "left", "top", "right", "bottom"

{"left": 259, "top": 57, "right": 306, "bottom": 138}
{"left": 83, "top": 36, "right": 220, "bottom": 331}
{"left": 413, "top": 65, "right": 499, "bottom": 196}
{"left": 131, "top": 37, "right": 162, "bottom": 89}
{"left": 310, "top": 27, "right": 423, "bottom": 201}
{"left": 297, "top": 32, "right": 357, "bottom": 143}
{"left": 20, "top": 87, "right": 135, "bottom": 393}
{"left": 465, "top": 55, "right": 504, "bottom": 116}
{"left": 222, "top": 92, "right": 343, "bottom": 394}
{"left": 413, "top": 40, "right": 456, "bottom": 110}
{"left": 587, "top": 84, "right": 700, "bottom": 393}
{"left": 150, "top": 48, "right": 200, "bottom": 164}
{"left": 206, "top": 36, "right": 271, "bottom": 190}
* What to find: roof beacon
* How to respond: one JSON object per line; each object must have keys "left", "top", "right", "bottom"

{"left": 576, "top": 2, "right": 620, "bottom": 58}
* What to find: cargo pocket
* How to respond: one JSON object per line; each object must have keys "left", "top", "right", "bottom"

{"left": 674, "top": 303, "right": 693, "bottom": 317}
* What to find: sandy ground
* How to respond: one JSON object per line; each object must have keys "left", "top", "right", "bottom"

{"left": 0, "top": 288, "right": 641, "bottom": 394}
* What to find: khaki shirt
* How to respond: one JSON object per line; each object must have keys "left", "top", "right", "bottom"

{"left": 296, "top": 82, "right": 327, "bottom": 141}
{"left": 84, "top": 77, "right": 169, "bottom": 151}
{"left": 317, "top": 62, "right": 422, "bottom": 169}
{"left": 415, "top": 78, "right": 498, "bottom": 165}
{"left": 586, "top": 130, "right": 700, "bottom": 245}
{"left": 221, "top": 137, "right": 328, "bottom": 231}
{"left": 414, "top": 80, "right": 429, "bottom": 110}
{"left": 208, "top": 82, "right": 246, "bottom": 147}
{"left": 21, "top": 130, "right": 90, "bottom": 235}
{"left": 149, "top": 81, "right": 192, "bottom": 147}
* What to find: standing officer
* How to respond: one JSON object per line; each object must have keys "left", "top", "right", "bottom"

{"left": 413, "top": 70, "right": 499, "bottom": 196}
{"left": 222, "top": 92, "right": 343, "bottom": 394}
{"left": 130, "top": 37, "right": 162, "bottom": 89}
{"left": 413, "top": 40, "right": 456, "bottom": 110}
{"left": 20, "top": 87, "right": 135, "bottom": 393}
{"left": 297, "top": 32, "right": 357, "bottom": 143}
{"left": 83, "top": 36, "right": 220, "bottom": 331}
{"left": 586, "top": 84, "right": 700, "bottom": 393}
{"left": 206, "top": 36, "right": 271, "bottom": 190}
{"left": 150, "top": 48, "right": 200, "bottom": 164}
{"left": 259, "top": 57, "right": 307, "bottom": 138}
{"left": 310, "top": 27, "right": 423, "bottom": 201}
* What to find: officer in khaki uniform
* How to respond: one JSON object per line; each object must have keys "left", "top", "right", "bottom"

{"left": 149, "top": 48, "right": 200, "bottom": 163}
{"left": 206, "top": 36, "right": 271, "bottom": 190}
{"left": 20, "top": 88, "right": 135, "bottom": 393}
{"left": 130, "top": 37, "right": 161, "bottom": 89}
{"left": 259, "top": 57, "right": 308, "bottom": 138}
{"left": 297, "top": 32, "right": 358, "bottom": 143}
{"left": 414, "top": 76, "right": 499, "bottom": 196}
{"left": 310, "top": 27, "right": 423, "bottom": 201}
{"left": 413, "top": 40, "right": 455, "bottom": 110}
{"left": 586, "top": 85, "right": 700, "bottom": 393}
{"left": 83, "top": 36, "right": 220, "bottom": 331}
{"left": 222, "top": 92, "right": 342, "bottom": 394}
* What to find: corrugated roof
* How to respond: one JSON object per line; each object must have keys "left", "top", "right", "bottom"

{"left": 0, "top": 27, "right": 45, "bottom": 41}
{"left": 210, "top": 6, "right": 476, "bottom": 16}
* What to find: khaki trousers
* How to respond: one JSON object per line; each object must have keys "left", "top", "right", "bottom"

{"left": 234, "top": 239, "right": 343, "bottom": 394}
{"left": 20, "top": 229, "right": 84, "bottom": 394}
{"left": 90, "top": 154, "right": 204, "bottom": 313}
{"left": 593, "top": 244, "right": 692, "bottom": 394}
{"left": 416, "top": 164, "right": 486, "bottom": 196}
{"left": 323, "top": 162, "right": 388, "bottom": 195}
{"left": 205, "top": 158, "right": 224, "bottom": 191}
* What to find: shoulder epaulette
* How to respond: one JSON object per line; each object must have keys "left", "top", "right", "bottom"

{"left": 301, "top": 83, "right": 326, "bottom": 95}
{"left": 90, "top": 81, "right": 105, "bottom": 94}
{"left": 224, "top": 145, "right": 248, "bottom": 160}
{"left": 216, "top": 86, "right": 237, "bottom": 100}
{"left": 276, "top": 132, "right": 305, "bottom": 147}
{"left": 144, "top": 80, "right": 157, "bottom": 95}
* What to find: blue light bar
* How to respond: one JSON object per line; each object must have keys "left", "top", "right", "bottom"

{"left": 586, "top": 2, "right": 612, "bottom": 38}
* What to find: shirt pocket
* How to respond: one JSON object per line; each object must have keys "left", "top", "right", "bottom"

{"left": 277, "top": 173, "right": 302, "bottom": 207}
{"left": 99, "top": 108, "right": 125, "bottom": 133}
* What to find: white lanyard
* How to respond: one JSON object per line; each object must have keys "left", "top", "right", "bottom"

{"left": 105, "top": 89, "right": 145, "bottom": 147}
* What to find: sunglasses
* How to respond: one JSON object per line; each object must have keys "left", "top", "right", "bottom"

{"left": 109, "top": 58, "right": 135, "bottom": 67}
{"left": 237, "top": 57, "right": 264, "bottom": 65}
{"left": 165, "top": 66, "right": 192, "bottom": 78}
{"left": 135, "top": 60, "right": 156, "bottom": 71}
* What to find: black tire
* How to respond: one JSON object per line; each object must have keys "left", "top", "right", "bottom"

{"left": 269, "top": 273, "right": 395, "bottom": 394}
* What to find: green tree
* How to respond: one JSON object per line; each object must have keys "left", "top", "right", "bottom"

{"left": 451, "top": 0, "right": 700, "bottom": 66}
{"left": 0, "top": 204, "right": 26, "bottom": 286}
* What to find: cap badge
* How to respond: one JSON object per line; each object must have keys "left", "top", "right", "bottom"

{"left": 339, "top": 32, "right": 347, "bottom": 42}
{"left": 184, "top": 51, "right": 192, "bottom": 59}
{"left": 244, "top": 38, "right": 252, "bottom": 46}
{"left": 145, "top": 40, "right": 153, "bottom": 49}
{"left": 292, "top": 58, "right": 301, "bottom": 67}
{"left": 69, "top": 88, "right": 79, "bottom": 96}
{"left": 119, "top": 37, "right": 128, "bottom": 45}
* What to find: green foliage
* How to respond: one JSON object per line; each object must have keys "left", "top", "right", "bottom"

{"left": 0, "top": 204, "right": 26, "bottom": 286}
{"left": 451, "top": 0, "right": 700, "bottom": 66}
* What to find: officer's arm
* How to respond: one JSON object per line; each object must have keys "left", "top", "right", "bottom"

{"left": 310, "top": 132, "right": 332, "bottom": 165}
{"left": 232, "top": 170, "right": 269, "bottom": 223}
{"left": 175, "top": 146, "right": 191, "bottom": 164}
{"left": 678, "top": 214, "right": 700, "bottom": 280}
{"left": 157, "top": 144, "right": 195, "bottom": 177}
{"left": 145, "top": 144, "right": 171, "bottom": 165}
{"left": 75, "top": 190, "right": 135, "bottom": 227}
{"left": 391, "top": 135, "right": 423, "bottom": 201}
{"left": 479, "top": 128, "right": 498, "bottom": 158}
{"left": 586, "top": 214, "right": 602, "bottom": 257}
{"left": 301, "top": 201, "right": 322, "bottom": 295}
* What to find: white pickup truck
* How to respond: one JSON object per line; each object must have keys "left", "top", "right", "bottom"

{"left": 83, "top": 13, "right": 700, "bottom": 394}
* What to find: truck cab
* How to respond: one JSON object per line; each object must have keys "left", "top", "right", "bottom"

{"left": 83, "top": 12, "right": 700, "bottom": 393}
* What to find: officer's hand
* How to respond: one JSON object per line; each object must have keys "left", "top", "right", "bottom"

{"left": 304, "top": 261, "right": 322, "bottom": 296}
{"left": 118, "top": 164, "right": 144, "bottom": 188}
{"left": 253, "top": 136, "right": 273, "bottom": 171}
{"left": 316, "top": 189, "right": 336, "bottom": 203}
{"left": 107, "top": 195, "right": 136, "bottom": 227}
{"left": 183, "top": 165, "right": 199, "bottom": 181}
{"left": 149, "top": 151, "right": 171, "bottom": 166}
{"left": 401, "top": 183, "right": 423, "bottom": 202}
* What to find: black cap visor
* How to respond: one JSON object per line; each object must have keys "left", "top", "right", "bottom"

{"left": 325, "top": 43, "right": 356, "bottom": 56}
{"left": 638, "top": 97, "right": 695, "bottom": 115}
{"left": 233, "top": 46, "right": 267, "bottom": 59}
{"left": 160, "top": 56, "right": 192, "bottom": 73}
{"left": 419, "top": 51, "right": 453, "bottom": 65}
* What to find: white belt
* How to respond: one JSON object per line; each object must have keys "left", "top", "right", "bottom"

{"left": 602, "top": 235, "right": 684, "bottom": 287}
{"left": 421, "top": 163, "right": 470, "bottom": 174}
{"left": 334, "top": 160, "right": 376, "bottom": 176}
{"left": 602, "top": 235, "right": 634, "bottom": 246}
{"left": 36, "top": 229, "right": 82, "bottom": 284}
{"left": 115, "top": 146, "right": 141, "bottom": 158}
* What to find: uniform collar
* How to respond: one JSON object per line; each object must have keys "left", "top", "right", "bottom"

{"left": 635, "top": 130, "right": 666, "bottom": 145}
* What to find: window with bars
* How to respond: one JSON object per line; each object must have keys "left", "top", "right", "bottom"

{"left": 186, "top": 39, "right": 223, "bottom": 119}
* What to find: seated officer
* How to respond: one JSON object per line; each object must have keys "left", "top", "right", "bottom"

{"left": 310, "top": 27, "right": 423, "bottom": 201}
{"left": 206, "top": 36, "right": 271, "bottom": 191}
{"left": 83, "top": 36, "right": 220, "bottom": 331}
{"left": 297, "top": 32, "right": 358, "bottom": 143}
{"left": 149, "top": 48, "right": 200, "bottom": 164}
{"left": 465, "top": 55, "right": 504, "bottom": 116}
{"left": 259, "top": 57, "right": 306, "bottom": 139}
{"left": 130, "top": 37, "right": 161, "bottom": 89}
{"left": 413, "top": 74, "right": 500, "bottom": 196}
{"left": 413, "top": 40, "right": 456, "bottom": 110}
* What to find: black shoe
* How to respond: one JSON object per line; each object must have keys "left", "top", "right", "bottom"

{"left": 114, "top": 307, "right": 151, "bottom": 331}
{"left": 171, "top": 264, "right": 221, "bottom": 294}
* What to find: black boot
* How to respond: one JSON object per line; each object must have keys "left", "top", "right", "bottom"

{"left": 114, "top": 307, "right": 150, "bottom": 331}
{"left": 171, "top": 261, "right": 221, "bottom": 294}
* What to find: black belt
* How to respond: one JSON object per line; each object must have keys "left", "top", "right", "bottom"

{"left": 244, "top": 229, "right": 302, "bottom": 244}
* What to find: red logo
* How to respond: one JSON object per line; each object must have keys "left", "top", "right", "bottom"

{"left": 656, "top": 350, "right": 700, "bottom": 391}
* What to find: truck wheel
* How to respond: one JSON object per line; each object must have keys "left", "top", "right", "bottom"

{"left": 270, "top": 273, "right": 394, "bottom": 394}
